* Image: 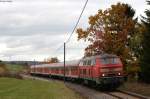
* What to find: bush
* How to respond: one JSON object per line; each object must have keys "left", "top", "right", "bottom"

{"left": 0, "top": 62, "right": 9, "bottom": 76}
{"left": 0, "top": 62, "right": 23, "bottom": 79}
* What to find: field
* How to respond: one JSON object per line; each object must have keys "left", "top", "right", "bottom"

{"left": 0, "top": 77, "right": 83, "bottom": 99}
{"left": 5, "top": 64, "right": 26, "bottom": 73}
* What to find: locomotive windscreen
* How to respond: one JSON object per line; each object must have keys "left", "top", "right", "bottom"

{"left": 100, "top": 57, "right": 120, "bottom": 64}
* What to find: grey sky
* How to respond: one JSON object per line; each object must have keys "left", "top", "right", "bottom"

{"left": 0, "top": 0, "right": 148, "bottom": 61}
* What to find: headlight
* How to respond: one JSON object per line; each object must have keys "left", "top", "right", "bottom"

{"left": 102, "top": 73, "right": 105, "bottom": 77}
{"left": 118, "top": 72, "right": 121, "bottom": 75}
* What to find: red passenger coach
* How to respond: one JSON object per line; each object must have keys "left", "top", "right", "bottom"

{"left": 30, "top": 54, "right": 124, "bottom": 89}
{"left": 30, "top": 60, "right": 80, "bottom": 79}
{"left": 48, "top": 60, "right": 80, "bottom": 78}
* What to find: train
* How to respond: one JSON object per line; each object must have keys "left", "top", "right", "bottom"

{"left": 30, "top": 54, "right": 124, "bottom": 90}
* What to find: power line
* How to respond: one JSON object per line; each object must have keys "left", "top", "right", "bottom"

{"left": 53, "top": 0, "right": 89, "bottom": 54}
{"left": 53, "top": 44, "right": 64, "bottom": 53}
{"left": 65, "top": 0, "right": 89, "bottom": 43}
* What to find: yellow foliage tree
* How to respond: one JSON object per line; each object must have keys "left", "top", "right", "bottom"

{"left": 76, "top": 3, "right": 140, "bottom": 69}
{"left": 43, "top": 57, "right": 59, "bottom": 64}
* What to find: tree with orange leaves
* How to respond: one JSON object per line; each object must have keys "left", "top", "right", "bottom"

{"left": 43, "top": 57, "right": 59, "bottom": 64}
{"left": 77, "top": 3, "right": 140, "bottom": 67}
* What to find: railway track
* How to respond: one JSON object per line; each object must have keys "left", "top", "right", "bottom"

{"left": 22, "top": 75, "right": 149, "bottom": 99}
{"left": 66, "top": 82, "right": 143, "bottom": 99}
{"left": 109, "top": 90, "right": 150, "bottom": 99}
{"left": 107, "top": 91, "right": 140, "bottom": 99}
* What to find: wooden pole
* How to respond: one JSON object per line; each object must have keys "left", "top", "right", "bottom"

{"left": 33, "top": 59, "right": 36, "bottom": 77}
{"left": 64, "top": 42, "right": 66, "bottom": 83}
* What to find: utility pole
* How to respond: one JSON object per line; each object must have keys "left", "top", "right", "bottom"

{"left": 64, "top": 42, "right": 66, "bottom": 83}
{"left": 34, "top": 59, "right": 36, "bottom": 74}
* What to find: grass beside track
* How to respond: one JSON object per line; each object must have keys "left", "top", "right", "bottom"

{"left": 0, "top": 77, "right": 83, "bottom": 99}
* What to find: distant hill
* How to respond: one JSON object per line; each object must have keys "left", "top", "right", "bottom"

{"left": 4, "top": 61, "right": 42, "bottom": 66}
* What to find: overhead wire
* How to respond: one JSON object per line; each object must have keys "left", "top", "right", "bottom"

{"left": 53, "top": 44, "right": 64, "bottom": 53}
{"left": 52, "top": 0, "right": 89, "bottom": 55}
{"left": 65, "top": 0, "right": 89, "bottom": 43}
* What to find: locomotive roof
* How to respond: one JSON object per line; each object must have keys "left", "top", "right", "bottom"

{"left": 30, "top": 60, "right": 80, "bottom": 68}
{"left": 82, "top": 54, "right": 118, "bottom": 60}
{"left": 30, "top": 54, "right": 118, "bottom": 68}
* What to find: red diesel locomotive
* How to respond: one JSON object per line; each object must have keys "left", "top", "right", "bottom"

{"left": 30, "top": 54, "right": 124, "bottom": 89}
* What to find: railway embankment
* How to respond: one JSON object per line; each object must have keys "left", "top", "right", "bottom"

{"left": 118, "top": 81, "right": 150, "bottom": 98}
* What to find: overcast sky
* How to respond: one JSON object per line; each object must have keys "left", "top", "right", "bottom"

{"left": 0, "top": 0, "right": 148, "bottom": 61}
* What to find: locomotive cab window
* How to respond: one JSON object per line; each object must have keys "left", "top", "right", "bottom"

{"left": 87, "top": 60, "right": 91, "bottom": 65}
{"left": 83, "top": 60, "right": 87, "bottom": 66}
{"left": 79, "top": 61, "right": 83, "bottom": 66}
{"left": 81, "top": 59, "right": 96, "bottom": 66}
{"left": 100, "top": 57, "right": 120, "bottom": 64}
{"left": 91, "top": 59, "right": 96, "bottom": 65}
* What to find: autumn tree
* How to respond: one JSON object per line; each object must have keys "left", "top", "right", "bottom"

{"left": 140, "top": 0, "right": 150, "bottom": 83}
{"left": 44, "top": 57, "right": 59, "bottom": 64}
{"left": 77, "top": 3, "right": 139, "bottom": 68}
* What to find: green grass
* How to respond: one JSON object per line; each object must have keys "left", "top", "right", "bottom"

{"left": 5, "top": 64, "right": 25, "bottom": 73}
{"left": 0, "top": 78, "right": 83, "bottom": 99}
